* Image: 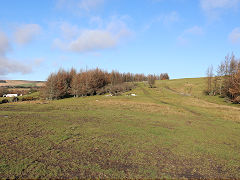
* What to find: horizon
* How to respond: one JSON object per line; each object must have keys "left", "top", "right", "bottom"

{"left": 1, "top": 0, "right": 240, "bottom": 81}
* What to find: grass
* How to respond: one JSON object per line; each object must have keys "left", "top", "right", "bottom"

{"left": 0, "top": 78, "right": 240, "bottom": 178}
{"left": 15, "top": 83, "right": 37, "bottom": 88}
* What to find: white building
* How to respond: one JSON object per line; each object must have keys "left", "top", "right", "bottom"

{"left": 3, "top": 94, "right": 18, "bottom": 97}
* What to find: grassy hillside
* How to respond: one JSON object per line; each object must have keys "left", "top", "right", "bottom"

{"left": 0, "top": 78, "right": 240, "bottom": 179}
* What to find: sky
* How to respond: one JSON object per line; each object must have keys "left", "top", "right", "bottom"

{"left": 0, "top": 0, "right": 240, "bottom": 81}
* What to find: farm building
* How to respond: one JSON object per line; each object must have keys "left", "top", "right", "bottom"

{"left": 3, "top": 94, "right": 18, "bottom": 98}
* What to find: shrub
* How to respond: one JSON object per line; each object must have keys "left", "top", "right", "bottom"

{"left": 233, "top": 96, "right": 240, "bottom": 104}
{"left": 2, "top": 99, "right": 9, "bottom": 103}
{"left": 22, "top": 96, "right": 35, "bottom": 101}
{"left": 148, "top": 75, "right": 156, "bottom": 88}
{"left": 160, "top": 73, "right": 170, "bottom": 80}
{"left": 103, "top": 83, "right": 135, "bottom": 96}
{"left": 12, "top": 97, "right": 19, "bottom": 102}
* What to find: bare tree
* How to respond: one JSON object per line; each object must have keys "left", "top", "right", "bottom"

{"left": 206, "top": 65, "right": 214, "bottom": 95}
{"left": 206, "top": 53, "right": 240, "bottom": 103}
{"left": 44, "top": 73, "right": 57, "bottom": 100}
{"left": 148, "top": 75, "right": 156, "bottom": 88}
{"left": 229, "top": 70, "right": 240, "bottom": 103}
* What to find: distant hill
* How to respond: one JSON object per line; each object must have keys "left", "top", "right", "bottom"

{"left": 0, "top": 80, "right": 44, "bottom": 88}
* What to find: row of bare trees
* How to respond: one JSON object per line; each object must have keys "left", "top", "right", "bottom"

{"left": 42, "top": 68, "right": 170, "bottom": 100}
{"left": 206, "top": 53, "right": 240, "bottom": 103}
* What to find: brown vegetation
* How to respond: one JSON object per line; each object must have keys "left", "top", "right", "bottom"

{"left": 42, "top": 68, "right": 170, "bottom": 100}
{"left": 160, "top": 73, "right": 170, "bottom": 80}
{"left": 22, "top": 96, "right": 36, "bottom": 101}
{"left": 0, "top": 87, "right": 8, "bottom": 97}
{"left": 206, "top": 53, "right": 240, "bottom": 103}
{"left": 148, "top": 75, "right": 156, "bottom": 88}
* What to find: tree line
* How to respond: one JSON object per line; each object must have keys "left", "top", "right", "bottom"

{"left": 42, "top": 68, "right": 170, "bottom": 100}
{"left": 206, "top": 53, "right": 240, "bottom": 103}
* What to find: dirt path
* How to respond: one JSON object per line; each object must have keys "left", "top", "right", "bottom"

{"left": 139, "top": 85, "right": 202, "bottom": 116}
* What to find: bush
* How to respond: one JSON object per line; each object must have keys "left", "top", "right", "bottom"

{"left": 12, "top": 97, "right": 19, "bottom": 102}
{"left": 160, "top": 73, "right": 170, "bottom": 80}
{"left": 103, "top": 83, "right": 135, "bottom": 96}
{"left": 148, "top": 75, "right": 156, "bottom": 88}
{"left": 22, "top": 96, "right": 35, "bottom": 101}
{"left": 2, "top": 99, "right": 9, "bottom": 103}
{"left": 233, "top": 96, "right": 240, "bottom": 104}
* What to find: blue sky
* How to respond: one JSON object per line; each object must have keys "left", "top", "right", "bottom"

{"left": 0, "top": 0, "right": 240, "bottom": 80}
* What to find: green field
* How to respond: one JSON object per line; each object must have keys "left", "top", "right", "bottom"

{"left": 0, "top": 78, "right": 240, "bottom": 179}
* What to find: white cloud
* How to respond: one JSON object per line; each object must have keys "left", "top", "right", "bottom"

{"left": 143, "top": 11, "right": 180, "bottom": 31}
{"left": 34, "top": 58, "right": 45, "bottom": 66}
{"left": 229, "top": 28, "right": 240, "bottom": 44}
{"left": 69, "top": 30, "right": 116, "bottom": 52}
{"left": 79, "top": 0, "right": 104, "bottom": 11}
{"left": 201, "top": 0, "right": 240, "bottom": 10}
{"left": 53, "top": 17, "right": 131, "bottom": 53}
{"left": 162, "top": 11, "right": 180, "bottom": 25}
{"left": 184, "top": 26, "right": 204, "bottom": 35}
{"left": 177, "top": 26, "right": 204, "bottom": 45}
{"left": 0, "top": 31, "right": 32, "bottom": 76}
{"left": 177, "top": 36, "right": 188, "bottom": 45}
{"left": 0, "top": 31, "right": 10, "bottom": 55}
{"left": 200, "top": 0, "right": 240, "bottom": 18}
{"left": 0, "top": 56, "right": 32, "bottom": 76}
{"left": 89, "top": 16, "right": 104, "bottom": 27}
{"left": 56, "top": 0, "right": 105, "bottom": 14}
{"left": 14, "top": 24, "right": 41, "bottom": 45}
{"left": 59, "top": 22, "right": 79, "bottom": 40}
